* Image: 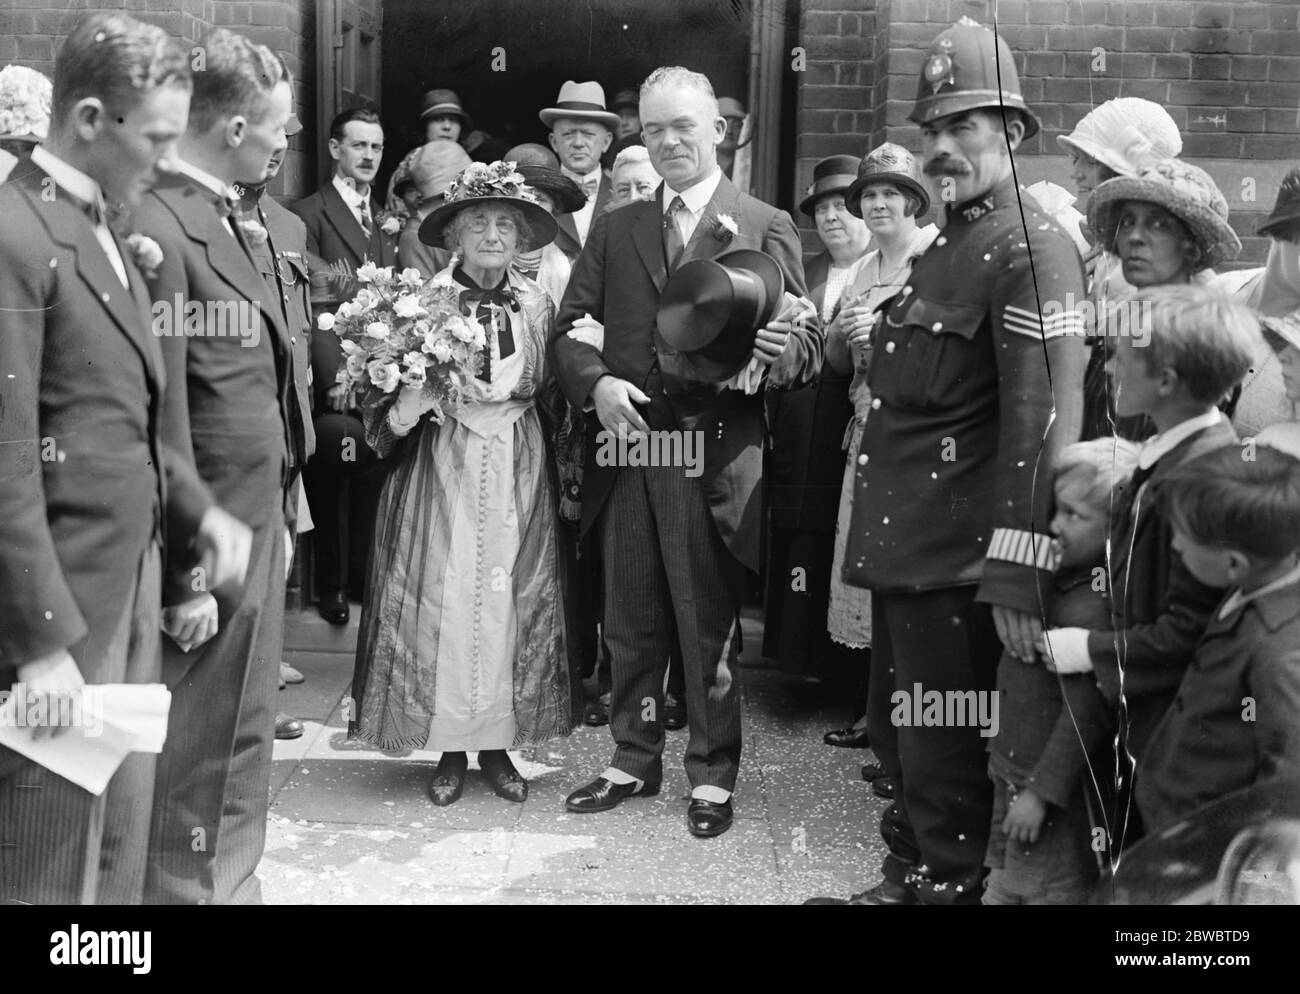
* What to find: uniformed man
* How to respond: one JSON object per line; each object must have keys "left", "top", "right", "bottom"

{"left": 810, "top": 17, "right": 1087, "bottom": 905}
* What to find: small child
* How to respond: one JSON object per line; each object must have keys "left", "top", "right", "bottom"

{"left": 984, "top": 438, "right": 1140, "bottom": 905}
{"left": 1137, "top": 444, "right": 1300, "bottom": 833}
{"left": 1040, "top": 286, "right": 1262, "bottom": 785}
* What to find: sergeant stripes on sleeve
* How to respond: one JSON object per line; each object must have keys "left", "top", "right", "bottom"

{"left": 987, "top": 527, "right": 1058, "bottom": 572}
{"left": 1002, "top": 304, "right": 1085, "bottom": 342}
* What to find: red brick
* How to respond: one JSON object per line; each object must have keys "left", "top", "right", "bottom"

{"left": 1175, "top": 27, "right": 1253, "bottom": 53}
{"left": 1117, "top": 79, "right": 1169, "bottom": 102}
{"left": 1230, "top": 55, "right": 1271, "bottom": 80}
{"left": 802, "top": 84, "right": 873, "bottom": 110}
{"left": 1045, "top": 25, "right": 1123, "bottom": 52}
{"left": 16, "top": 35, "right": 53, "bottom": 60}
{"left": 1033, "top": 104, "right": 1066, "bottom": 130}
{"left": 1253, "top": 32, "right": 1300, "bottom": 55}
{"left": 1119, "top": 1, "right": 1157, "bottom": 27}
{"left": 1072, "top": 0, "right": 1109, "bottom": 25}
{"left": 1180, "top": 132, "right": 1242, "bottom": 157}
{"left": 885, "top": 99, "right": 914, "bottom": 128}
{"left": 1027, "top": 1, "right": 1069, "bottom": 24}
{"left": 1190, "top": 54, "right": 1232, "bottom": 80}
{"left": 1185, "top": 107, "right": 1231, "bottom": 131}
{"left": 1228, "top": 108, "right": 1268, "bottom": 133}
{"left": 1122, "top": 26, "right": 1174, "bottom": 52}
{"left": 1263, "top": 109, "right": 1300, "bottom": 134}
{"left": 1192, "top": 3, "right": 1234, "bottom": 29}
{"left": 1153, "top": 3, "right": 1192, "bottom": 28}
{"left": 1018, "top": 77, "right": 1043, "bottom": 101}
{"left": 803, "top": 12, "right": 840, "bottom": 35}
{"left": 1273, "top": 6, "right": 1299, "bottom": 30}
{"left": 989, "top": 0, "right": 1029, "bottom": 23}
{"left": 1245, "top": 81, "right": 1300, "bottom": 106}
{"left": 1169, "top": 79, "right": 1249, "bottom": 105}
{"left": 1249, "top": 135, "right": 1300, "bottom": 157}
{"left": 1025, "top": 51, "right": 1064, "bottom": 77}
{"left": 990, "top": 24, "right": 1049, "bottom": 50}
{"left": 1043, "top": 76, "right": 1121, "bottom": 103}
{"left": 815, "top": 35, "right": 878, "bottom": 59}
{"left": 803, "top": 63, "right": 837, "bottom": 86}
{"left": 1152, "top": 53, "right": 1191, "bottom": 78}
{"left": 1232, "top": 4, "right": 1272, "bottom": 29}
{"left": 1269, "top": 58, "right": 1300, "bottom": 82}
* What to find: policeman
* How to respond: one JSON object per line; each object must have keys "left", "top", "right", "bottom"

{"left": 811, "top": 17, "right": 1087, "bottom": 905}
{"left": 232, "top": 104, "right": 317, "bottom": 743}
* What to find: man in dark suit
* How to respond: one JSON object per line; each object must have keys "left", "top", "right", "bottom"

{"left": 540, "top": 81, "right": 618, "bottom": 260}
{"left": 0, "top": 13, "right": 250, "bottom": 905}
{"left": 134, "top": 28, "right": 302, "bottom": 905}
{"left": 290, "top": 109, "right": 398, "bottom": 624}
{"left": 552, "top": 67, "right": 821, "bottom": 839}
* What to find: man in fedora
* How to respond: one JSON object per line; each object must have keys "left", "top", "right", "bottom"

{"left": 541, "top": 80, "right": 619, "bottom": 259}
{"left": 810, "top": 17, "right": 1086, "bottom": 905}
{"left": 551, "top": 66, "right": 821, "bottom": 839}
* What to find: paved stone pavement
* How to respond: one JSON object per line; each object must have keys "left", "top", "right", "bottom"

{"left": 263, "top": 606, "right": 889, "bottom": 905}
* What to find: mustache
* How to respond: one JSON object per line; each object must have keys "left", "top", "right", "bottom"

{"left": 924, "top": 158, "right": 971, "bottom": 177}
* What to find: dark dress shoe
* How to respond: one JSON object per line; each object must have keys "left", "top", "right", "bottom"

{"left": 275, "top": 713, "right": 304, "bottom": 740}
{"left": 479, "top": 751, "right": 528, "bottom": 803}
{"left": 686, "top": 798, "right": 733, "bottom": 838}
{"left": 565, "top": 776, "right": 658, "bottom": 813}
{"left": 318, "top": 588, "right": 350, "bottom": 625}
{"left": 872, "top": 776, "right": 896, "bottom": 799}
{"left": 803, "top": 880, "right": 917, "bottom": 906}
{"left": 583, "top": 690, "right": 611, "bottom": 727}
{"left": 824, "top": 726, "right": 871, "bottom": 748}
{"left": 663, "top": 692, "right": 687, "bottom": 730}
{"left": 860, "top": 762, "right": 887, "bottom": 782}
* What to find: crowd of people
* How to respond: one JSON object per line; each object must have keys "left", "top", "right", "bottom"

{"left": 0, "top": 10, "right": 1297, "bottom": 907}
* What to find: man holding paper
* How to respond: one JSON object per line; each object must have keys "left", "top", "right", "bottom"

{"left": 0, "top": 14, "right": 250, "bottom": 905}
{"left": 550, "top": 66, "right": 820, "bottom": 839}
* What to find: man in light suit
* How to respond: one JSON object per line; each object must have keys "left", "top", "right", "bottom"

{"left": 552, "top": 67, "right": 821, "bottom": 838}
{"left": 134, "top": 28, "right": 303, "bottom": 905}
{"left": 0, "top": 13, "right": 250, "bottom": 905}
{"left": 290, "top": 109, "right": 398, "bottom": 625}
{"left": 541, "top": 81, "right": 618, "bottom": 260}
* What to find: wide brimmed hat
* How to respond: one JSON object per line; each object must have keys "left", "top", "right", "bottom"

{"left": 1057, "top": 98, "right": 1181, "bottom": 179}
{"left": 419, "top": 88, "right": 473, "bottom": 131}
{"left": 846, "top": 142, "right": 930, "bottom": 218}
{"left": 539, "top": 80, "right": 620, "bottom": 131}
{"left": 656, "top": 249, "right": 785, "bottom": 382}
{"left": 909, "top": 17, "right": 1040, "bottom": 139}
{"left": 1259, "top": 167, "right": 1300, "bottom": 237}
{"left": 1260, "top": 313, "right": 1300, "bottom": 354}
{"left": 1087, "top": 158, "right": 1241, "bottom": 269}
{"left": 418, "top": 160, "right": 558, "bottom": 249}
{"left": 610, "top": 88, "right": 639, "bottom": 112}
{"left": 409, "top": 140, "right": 473, "bottom": 201}
{"left": 0, "top": 65, "right": 52, "bottom": 143}
{"left": 799, "top": 154, "right": 861, "bottom": 216}
{"left": 514, "top": 163, "right": 585, "bottom": 214}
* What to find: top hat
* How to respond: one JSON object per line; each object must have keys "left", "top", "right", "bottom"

{"left": 419, "top": 88, "right": 473, "bottom": 132}
{"left": 1057, "top": 98, "right": 1181, "bottom": 179}
{"left": 539, "top": 80, "right": 621, "bottom": 131}
{"left": 909, "top": 17, "right": 1040, "bottom": 139}
{"left": 799, "top": 154, "right": 862, "bottom": 216}
{"left": 0, "top": 65, "right": 52, "bottom": 143}
{"left": 1259, "top": 167, "right": 1300, "bottom": 238}
{"left": 610, "top": 88, "right": 640, "bottom": 112}
{"left": 846, "top": 142, "right": 931, "bottom": 218}
{"left": 656, "top": 249, "right": 785, "bottom": 382}
{"left": 419, "top": 160, "right": 558, "bottom": 250}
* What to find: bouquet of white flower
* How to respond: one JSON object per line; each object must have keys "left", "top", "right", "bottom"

{"left": 319, "top": 263, "right": 485, "bottom": 423}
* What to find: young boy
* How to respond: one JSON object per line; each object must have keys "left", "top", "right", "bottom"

{"left": 984, "top": 438, "right": 1140, "bottom": 905}
{"left": 1039, "top": 285, "right": 1262, "bottom": 843}
{"left": 1137, "top": 444, "right": 1300, "bottom": 833}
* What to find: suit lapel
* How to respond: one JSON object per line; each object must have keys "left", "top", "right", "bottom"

{"left": 631, "top": 192, "right": 669, "bottom": 294}
{"left": 681, "top": 173, "right": 743, "bottom": 266}
{"left": 322, "top": 181, "right": 371, "bottom": 265}
{"left": 554, "top": 211, "right": 582, "bottom": 256}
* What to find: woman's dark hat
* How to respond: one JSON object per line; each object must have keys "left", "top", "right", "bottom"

{"left": 419, "top": 88, "right": 473, "bottom": 132}
{"left": 514, "top": 163, "right": 586, "bottom": 214}
{"left": 799, "top": 155, "right": 862, "bottom": 217}
{"left": 1259, "top": 167, "right": 1300, "bottom": 238}
{"left": 611, "top": 88, "right": 640, "bottom": 113}
{"left": 418, "top": 161, "right": 558, "bottom": 250}
{"left": 846, "top": 142, "right": 931, "bottom": 218}
{"left": 656, "top": 249, "right": 785, "bottom": 382}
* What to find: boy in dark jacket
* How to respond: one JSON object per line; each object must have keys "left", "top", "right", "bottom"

{"left": 1136, "top": 445, "right": 1300, "bottom": 834}
{"left": 984, "top": 439, "right": 1139, "bottom": 904}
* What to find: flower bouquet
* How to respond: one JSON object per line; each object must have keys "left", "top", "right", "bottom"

{"left": 318, "top": 263, "right": 486, "bottom": 426}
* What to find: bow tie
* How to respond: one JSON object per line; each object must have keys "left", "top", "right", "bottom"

{"left": 580, "top": 178, "right": 599, "bottom": 200}
{"left": 458, "top": 285, "right": 520, "bottom": 313}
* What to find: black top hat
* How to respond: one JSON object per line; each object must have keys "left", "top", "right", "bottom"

{"left": 1259, "top": 167, "right": 1300, "bottom": 238}
{"left": 419, "top": 88, "right": 474, "bottom": 132}
{"left": 799, "top": 154, "right": 862, "bottom": 216}
{"left": 656, "top": 249, "right": 785, "bottom": 382}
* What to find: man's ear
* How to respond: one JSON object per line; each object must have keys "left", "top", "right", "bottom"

{"left": 1156, "top": 364, "right": 1180, "bottom": 398}
{"left": 70, "top": 97, "right": 107, "bottom": 143}
{"left": 225, "top": 115, "right": 247, "bottom": 149}
{"left": 599, "top": 129, "right": 612, "bottom": 154}
{"left": 1224, "top": 548, "right": 1253, "bottom": 584}
{"left": 328, "top": 137, "right": 342, "bottom": 162}
{"left": 712, "top": 115, "right": 727, "bottom": 144}
{"left": 547, "top": 131, "right": 560, "bottom": 156}
{"left": 1003, "top": 114, "right": 1026, "bottom": 152}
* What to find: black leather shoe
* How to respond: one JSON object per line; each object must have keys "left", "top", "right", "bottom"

{"left": 803, "top": 880, "right": 917, "bottom": 905}
{"left": 429, "top": 754, "right": 468, "bottom": 807}
{"left": 872, "top": 776, "right": 895, "bottom": 799}
{"left": 318, "top": 588, "right": 349, "bottom": 625}
{"left": 479, "top": 750, "right": 528, "bottom": 803}
{"left": 860, "top": 762, "right": 887, "bottom": 782}
{"left": 275, "top": 712, "right": 304, "bottom": 740}
{"left": 824, "top": 726, "right": 871, "bottom": 748}
{"left": 663, "top": 692, "right": 687, "bottom": 730}
{"left": 583, "top": 690, "right": 611, "bottom": 727}
{"left": 686, "top": 798, "right": 732, "bottom": 838}
{"left": 564, "top": 776, "right": 658, "bottom": 813}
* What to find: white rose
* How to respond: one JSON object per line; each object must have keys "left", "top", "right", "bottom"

{"left": 429, "top": 339, "right": 454, "bottom": 363}
{"left": 392, "top": 294, "right": 426, "bottom": 319}
{"left": 355, "top": 261, "right": 382, "bottom": 283}
{"left": 367, "top": 360, "right": 401, "bottom": 393}
{"left": 381, "top": 216, "right": 402, "bottom": 235}
{"left": 447, "top": 314, "right": 476, "bottom": 343}
{"left": 353, "top": 288, "right": 379, "bottom": 312}
{"left": 340, "top": 339, "right": 364, "bottom": 357}
{"left": 364, "top": 320, "right": 390, "bottom": 340}
{"left": 399, "top": 267, "right": 424, "bottom": 287}
{"left": 317, "top": 312, "right": 336, "bottom": 331}
{"left": 345, "top": 354, "right": 367, "bottom": 378}
{"left": 401, "top": 364, "right": 427, "bottom": 388}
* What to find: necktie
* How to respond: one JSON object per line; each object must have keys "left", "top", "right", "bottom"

{"left": 214, "top": 191, "right": 237, "bottom": 219}
{"left": 664, "top": 196, "right": 686, "bottom": 270}
{"left": 459, "top": 285, "right": 518, "bottom": 382}
{"left": 358, "top": 198, "right": 373, "bottom": 240}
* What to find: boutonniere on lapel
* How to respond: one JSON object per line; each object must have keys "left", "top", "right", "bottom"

{"left": 376, "top": 209, "right": 403, "bottom": 236}
{"left": 124, "top": 233, "right": 164, "bottom": 280}
{"left": 237, "top": 217, "right": 269, "bottom": 248}
{"left": 715, "top": 213, "right": 739, "bottom": 242}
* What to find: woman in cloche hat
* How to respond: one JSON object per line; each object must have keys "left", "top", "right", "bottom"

{"left": 350, "top": 162, "right": 578, "bottom": 807}
{"left": 386, "top": 87, "right": 475, "bottom": 211}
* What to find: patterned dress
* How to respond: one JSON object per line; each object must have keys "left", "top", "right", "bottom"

{"left": 348, "top": 264, "right": 577, "bottom": 751}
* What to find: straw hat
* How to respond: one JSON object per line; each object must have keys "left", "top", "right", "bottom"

{"left": 418, "top": 160, "right": 558, "bottom": 249}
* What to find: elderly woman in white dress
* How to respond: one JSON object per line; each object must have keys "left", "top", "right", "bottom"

{"left": 349, "top": 163, "right": 578, "bottom": 806}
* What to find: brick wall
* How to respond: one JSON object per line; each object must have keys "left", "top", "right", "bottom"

{"left": 796, "top": 0, "right": 1299, "bottom": 267}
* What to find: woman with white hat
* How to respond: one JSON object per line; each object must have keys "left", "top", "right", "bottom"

{"left": 0, "top": 64, "right": 52, "bottom": 183}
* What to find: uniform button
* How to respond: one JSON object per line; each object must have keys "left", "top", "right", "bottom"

{"left": 936, "top": 236, "right": 947, "bottom": 246}
{"left": 857, "top": 453, "right": 868, "bottom": 466}
{"left": 649, "top": 345, "right": 657, "bottom": 354}
{"left": 884, "top": 341, "right": 896, "bottom": 354}
{"left": 101, "top": 292, "right": 111, "bottom": 303}
{"left": 871, "top": 398, "right": 882, "bottom": 410}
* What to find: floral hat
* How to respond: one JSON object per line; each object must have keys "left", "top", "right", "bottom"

{"left": 0, "top": 65, "right": 53, "bottom": 143}
{"left": 1087, "top": 158, "right": 1241, "bottom": 269}
{"left": 417, "top": 160, "right": 558, "bottom": 250}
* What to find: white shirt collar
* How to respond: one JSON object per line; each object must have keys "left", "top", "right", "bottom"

{"left": 332, "top": 172, "right": 371, "bottom": 209}
{"left": 561, "top": 163, "right": 603, "bottom": 186}
{"left": 30, "top": 144, "right": 105, "bottom": 213}
{"left": 1137, "top": 408, "right": 1222, "bottom": 470}
{"left": 664, "top": 166, "right": 722, "bottom": 217}
{"left": 1218, "top": 559, "right": 1300, "bottom": 620}
{"left": 175, "top": 158, "right": 240, "bottom": 203}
